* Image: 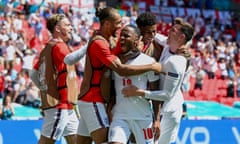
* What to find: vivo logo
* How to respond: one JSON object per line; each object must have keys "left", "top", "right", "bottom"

{"left": 176, "top": 127, "right": 240, "bottom": 144}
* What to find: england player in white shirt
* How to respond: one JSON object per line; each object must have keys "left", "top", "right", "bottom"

{"left": 108, "top": 25, "right": 161, "bottom": 144}
{"left": 122, "top": 18, "right": 194, "bottom": 144}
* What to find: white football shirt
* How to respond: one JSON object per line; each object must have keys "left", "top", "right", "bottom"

{"left": 158, "top": 46, "right": 186, "bottom": 112}
{"left": 112, "top": 53, "right": 159, "bottom": 120}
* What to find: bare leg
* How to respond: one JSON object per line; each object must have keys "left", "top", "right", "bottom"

{"left": 129, "top": 134, "right": 136, "bottom": 143}
{"left": 91, "top": 127, "right": 108, "bottom": 144}
{"left": 65, "top": 134, "right": 77, "bottom": 144}
{"left": 38, "top": 135, "right": 55, "bottom": 144}
{"left": 77, "top": 135, "right": 92, "bottom": 144}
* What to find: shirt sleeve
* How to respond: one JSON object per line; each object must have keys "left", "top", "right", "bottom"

{"left": 147, "top": 71, "right": 159, "bottom": 82}
{"left": 90, "top": 40, "right": 117, "bottom": 67}
{"left": 64, "top": 45, "right": 87, "bottom": 65}
{"left": 145, "top": 55, "right": 187, "bottom": 101}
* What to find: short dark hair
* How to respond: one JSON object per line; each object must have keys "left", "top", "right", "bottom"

{"left": 174, "top": 17, "right": 194, "bottom": 44}
{"left": 125, "top": 25, "right": 141, "bottom": 38}
{"left": 47, "top": 14, "right": 66, "bottom": 34}
{"left": 136, "top": 12, "right": 157, "bottom": 27}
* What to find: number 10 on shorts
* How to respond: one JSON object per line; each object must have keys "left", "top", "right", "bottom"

{"left": 143, "top": 128, "right": 153, "bottom": 140}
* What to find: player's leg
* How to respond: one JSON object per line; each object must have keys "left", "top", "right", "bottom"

{"left": 77, "top": 100, "right": 93, "bottom": 144}
{"left": 63, "top": 109, "right": 79, "bottom": 144}
{"left": 77, "top": 101, "right": 109, "bottom": 144}
{"left": 38, "top": 135, "right": 55, "bottom": 144}
{"left": 38, "top": 108, "right": 68, "bottom": 144}
{"left": 128, "top": 134, "right": 136, "bottom": 144}
{"left": 157, "top": 109, "right": 182, "bottom": 144}
{"left": 77, "top": 135, "right": 92, "bottom": 144}
{"left": 108, "top": 119, "right": 131, "bottom": 144}
{"left": 91, "top": 127, "right": 108, "bottom": 144}
{"left": 129, "top": 120, "right": 154, "bottom": 144}
{"left": 64, "top": 134, "right": 77, "bottom": 144}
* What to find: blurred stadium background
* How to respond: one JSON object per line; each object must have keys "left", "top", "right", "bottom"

{"left": 0, "top": 0, "right": 240, "bottom": 143}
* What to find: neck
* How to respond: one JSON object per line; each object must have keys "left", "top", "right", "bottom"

{"left": 51, "top": 36, "right": 64, "bottom": 43}
{"left": 169, "top": 42, "right": 184, "bottom": 53}
{"left": 119, "top": 50, "right": 140, "bottom": 63}
{"left": 169, "top": 45, "right": 178, "bottom": 53}
{"left": 99, "top": 28, "right": 111, "bottom": 41}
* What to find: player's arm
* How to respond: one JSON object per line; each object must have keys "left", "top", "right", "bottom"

{"left": 64, "top": 37, "right": 122, "bottom": 65}
{"left": 108, "top": 58, "right": 162, "bottom": 76}
{"left": 122, "top": 56, "right": 187, "bottom": 101}
{"left": 148, "top": 80, "right": 161, "bottom": 140}
{"left": 92, "top": 39, "right": 162, "bottom": 76}
{"left": 64, "top": 45, "right": 87, "bottom": 65}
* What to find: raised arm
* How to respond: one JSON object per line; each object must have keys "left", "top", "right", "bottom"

{"left": 122, "top": 55, "right": 187, "bottom": 101}
{"left": 108, "top": 57, "right": 162, "bottom": 76}
{"left": 64, "top": 45, "right": 87, "bottom": 65}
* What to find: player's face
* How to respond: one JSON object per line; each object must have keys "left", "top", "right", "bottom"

{"left": 167, "top": 24, "right": 183, "bottom": 46}
{"left": 57, "top": 18, "right": 73, "bottom": 42}
{"left": 120, "top": 26, "right": 138, "bottom": 53}
{"left": 109, "top": 12, "right": 122, "bottom": 37}
{"left": 139, "top": 24, "right": 157, "bottom": 44}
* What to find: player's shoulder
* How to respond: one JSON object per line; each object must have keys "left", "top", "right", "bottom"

{"left": 170, "top": 54, "right": 186, "bottom": 60}
{"left": 138, "top": 53, "right": 155, "bottom": 63}
{"left": 166, "top": 55, "right": 187, "bottom": 72}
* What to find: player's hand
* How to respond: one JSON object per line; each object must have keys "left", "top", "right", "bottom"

{"left": 137, "top": 36, "right": 144, "bottom": 50}
{"left": 122, "top": 85, "right": 144, "bottom": 97}
{"left": 176, "top": 46, "right": 191, "bottom": 60}
{"left": 153, "top": 120, "right": 161, "bottom": 141}
{"left": 151, "top": 62, "right": 162, "bottom": 73}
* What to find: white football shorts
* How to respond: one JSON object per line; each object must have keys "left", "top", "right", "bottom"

{"left": 77, "top": 100, "right": 109, "bottom": 136}
{"left": 41, "top": 108, "right": 79, "bottom": 140}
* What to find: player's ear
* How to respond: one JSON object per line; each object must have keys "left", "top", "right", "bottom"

{"left": 104, "top": 20, "right": 112, "bottom": 27}
{"left": 55, "top": 25, "right": 61, "bottom": 33}
{"left": 136, "top": 36, "right": 143, "bottom": 50}
{"left": 179, "top": 33, "right": 186, "bottom": 43}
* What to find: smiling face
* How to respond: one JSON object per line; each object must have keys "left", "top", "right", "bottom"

{"left": 56, "top": 17, "right": 73, "bottom": 42}
{"left": 167, "top": 24, "right": 184, "bottom": 49}
{"left": 47, "top": 14, "right": 73, "bottom": 42}
{"left": 120, "top": 26, "right": 139, "bottom": 53}
{"left": 107, "top": 12, "right": 122, "bottom": 38}
{"left": 139, "top": 24, "right": 157, "bottom": 44}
